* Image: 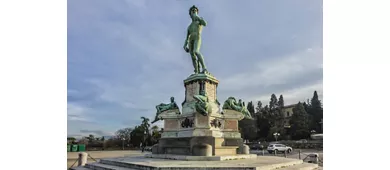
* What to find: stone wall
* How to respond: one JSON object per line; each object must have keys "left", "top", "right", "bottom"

{"left": 223, "top": 120, "right": 238, "bottom": 131}
{"left": 185, "top": 82, "right": 199, "bottom": 102}
{"left": 164, "top": 119, "right": 179, "bottom": 131}
{"left": 205, "top": 81, "right": 216, "bottom": 101}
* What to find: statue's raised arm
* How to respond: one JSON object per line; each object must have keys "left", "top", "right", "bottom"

{"left": 194, "top": 15, "right": 207, "bottom": 26}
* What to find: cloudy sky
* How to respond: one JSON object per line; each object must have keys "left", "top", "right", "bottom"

{"left": 67, "top": 0, "right": 323, "bottom": 138}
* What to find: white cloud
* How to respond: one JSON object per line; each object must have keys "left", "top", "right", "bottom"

{"left": 221, "top": 47, "right": 323, "bottom": 91}
{"left": 84, "top": 79, "right": 137, "bottom": 108}
{"left": 68, "top": 130, "right": 115, "bottom": 139}
{"left": 67, "top": 103, "right": 92, "bottom": 122}
{"left": 250, "top": 80, "right": 323, "bottom": 105}
{"left": 85, "top": 79, "right": 180, "bottom": 111}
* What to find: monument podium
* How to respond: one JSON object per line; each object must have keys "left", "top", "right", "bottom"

{"left": 151, "top": 72, "right": 253, "bottom": 157}
{"left": 144, "top": 4, "right": 255, "bottom": 159}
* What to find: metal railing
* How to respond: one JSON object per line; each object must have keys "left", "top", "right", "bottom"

{"left": 68, "top": 152, "right": 98, "bottom": 170}
{"left": 69, "top": 159, "right": 78, "bottom": 169}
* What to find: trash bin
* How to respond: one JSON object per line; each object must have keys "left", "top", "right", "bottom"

{"left": 67, "top": 145, "right": 71, "bottom": 152}
{"left": 78, "top": 144, "right": 86, "bottom": 151}
{"left": 71, "top": 144, "right": 78, "bottom": 152}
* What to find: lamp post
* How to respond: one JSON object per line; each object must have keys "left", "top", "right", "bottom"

{"left": 144, "top": 131, "right": 147, "bottom": 143}
{"left": 142, "top": 131, "right": 147, "bottom": 152}
{"left": 273, "top": 132, "right": 280, "bottom": 142}
{"left": 121, "top": 137, "right": 125, "bottom": 150}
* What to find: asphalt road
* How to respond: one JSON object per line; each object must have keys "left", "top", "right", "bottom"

{"left": 250, "top": 149, "right": 323, "bottom": 167}
{"left": 251, "top": 148, "right": 322, "bottom": 155}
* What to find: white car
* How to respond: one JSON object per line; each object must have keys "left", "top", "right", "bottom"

{"left": 267, "top": 144, "right": 292, "bottom": 154}
{"left": 296, "top": 139, "right": 308, "bottom": 143}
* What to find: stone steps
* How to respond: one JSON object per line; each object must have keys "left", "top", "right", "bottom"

{"left": 145, "top": 153, "right": 257, "bottom": 161}
{"left": 73, "top": 163, "right": 320, "bottom": 170}
{"left": 85, "top": 162, "right": 137, "bottom": 170}
{"left": 69, "top": 167, "right": 90, "bottom": 170}
{"left": 71, "top": 156, "right": 320, "bottom": 170}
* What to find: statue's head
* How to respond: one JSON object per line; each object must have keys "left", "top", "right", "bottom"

{"left": 170, "top": 97, "right": 175, "bottom": 102}
{"left": 189, "top": 5, "right": 199, "bottom": 16}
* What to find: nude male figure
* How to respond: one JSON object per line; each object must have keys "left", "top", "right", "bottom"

{"left": 183, "top": 5, "right": 208, "bottom": 74}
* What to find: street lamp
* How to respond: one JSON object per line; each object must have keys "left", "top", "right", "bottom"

{"left": 142, "top": 131, "right": 147, "bottom": 152}
{"left": 121, "top": 137, "right": 125, "bottom": 150}
{"left": 273, "top": 133, "right": 280, "bottom": 142}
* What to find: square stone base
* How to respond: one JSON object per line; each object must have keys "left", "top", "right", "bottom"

{"left": 156, "top": 137, "right": 245, "bottom": 156}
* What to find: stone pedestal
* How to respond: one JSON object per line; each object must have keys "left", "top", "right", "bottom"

{"left": 155, "top": 73, "right": 246, "bottom": 156}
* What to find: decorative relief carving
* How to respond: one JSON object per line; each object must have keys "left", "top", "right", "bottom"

{"left": 181, "top": 117, "right": 194, "bottom": 128}
{"left": 210, "top": 118, "right": 222, "bottom": 128}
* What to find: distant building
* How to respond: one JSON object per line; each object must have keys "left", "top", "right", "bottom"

{"left": 271, "top": 104, "right": 297, "bottom": 140}
{"left": 280, "top": 104, "right": 297, "bottom": 128}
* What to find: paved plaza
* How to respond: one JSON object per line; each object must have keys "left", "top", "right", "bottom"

{"left": 67, "top": 149, "right": 322, "bottom": 169}
{"left": 67, "top": 150, "right": 145, "bottom": 169}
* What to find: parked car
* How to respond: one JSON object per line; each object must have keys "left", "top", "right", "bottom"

{"left": 295, "top": 139, "right": 308, "bottom": 143}
{"left": 144, "top": 146, "right": 152, "bottom": 152}
{"left": 249, "top": 143, "right": 264, "bottom": 150}
{"left": 267, "top": 144, "right": 292, "bottom": 154}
